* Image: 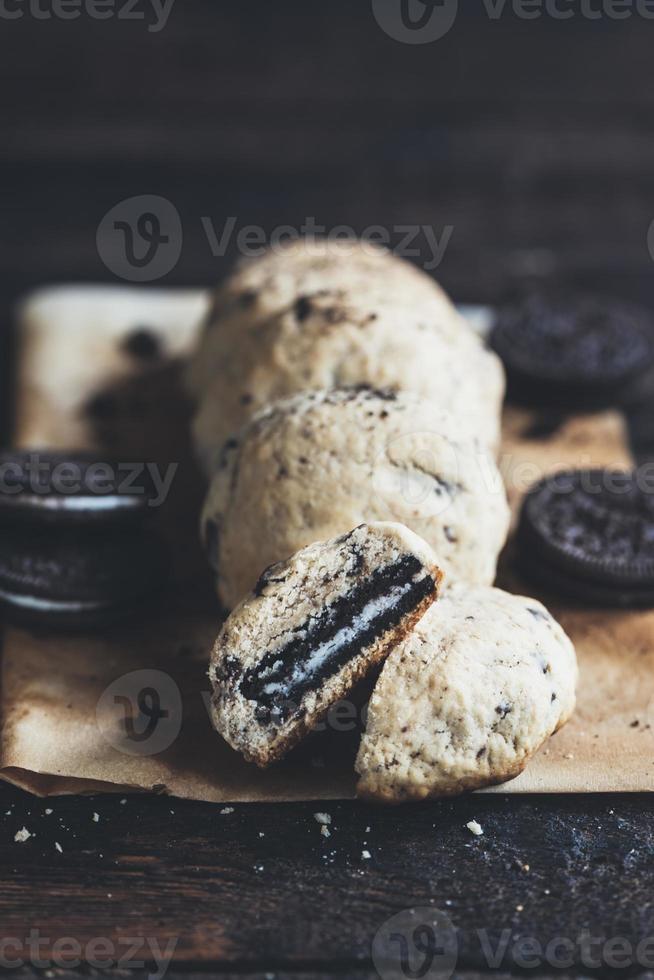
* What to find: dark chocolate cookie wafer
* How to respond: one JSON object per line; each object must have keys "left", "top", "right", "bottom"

{"left": 0, "top": 525, "right": 169, "bottom": 628}
{"left": 517, "top": 469, "right": 654, "bottom": 608}
{"left": 0, "top": 451, "right": 158, "bottom": 526}
{"left": 491, "top": 291, "right": 654, "bottom": 409}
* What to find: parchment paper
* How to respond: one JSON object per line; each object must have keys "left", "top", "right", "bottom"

{"left": 2, "top": 294, "right": 652, "bottom": 798}
{"left": 0, "top": 289, "right": 654, "bottom": 802}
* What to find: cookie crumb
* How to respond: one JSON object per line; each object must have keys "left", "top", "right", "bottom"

{"left": 14, "top": 827, "right": 32, "bottom": 843}
{"left": 320, "top": 825, "right": 331, "bottom": 838}
{"left": 466, "top": 820, "right": 483, "bottom": 836}
{"left": 220, "top": 806, "right": 234, "bottom": 815}
{"left": 313, "top": 812, "right": 331, "bottom": 826}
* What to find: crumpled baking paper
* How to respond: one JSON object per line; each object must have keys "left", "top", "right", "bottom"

{"left": 3, "top": 398, "right": 650, "bottom": 799}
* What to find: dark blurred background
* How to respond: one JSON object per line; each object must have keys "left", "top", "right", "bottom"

{"left": 2, "top": 1, "right": 654, "bottom": 434}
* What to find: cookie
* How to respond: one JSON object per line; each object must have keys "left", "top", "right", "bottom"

{"left": 0, "top": 451, "right": 156, "bottom": 526}
{"left": 356, "top": 584, "right": 577, "bottom": 801}
{"left": 209, "top": 522, "right": 443, "bottom": 767}
{"left": 14, "top": 284, "right": 208, "bottom": 451}
{"left": 0, "top": 525, "right": 168, "bottom": 629}
{"left": 191, "top": 287, "right": 504, "bottom": 471}
{"left": 517, "top": 468, "right": 654, "bottom": 607}
{"left": 186, "top": 238, "right": 460, "bottom": 399}
{"left": 490, "top": 290, "right": 654, "bottom": 410}
{"left": 201, "top": 387, "right": 511, "bottom": 610}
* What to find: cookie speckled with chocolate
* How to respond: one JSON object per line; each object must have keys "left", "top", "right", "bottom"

{"left": 0, "top": 525, "right": 168, "bottom": 629}
{"left": 491, "top": 290, "right": 654, "bottom": 409}
{"left": 209, "top": 522, "right": 443, "bottom": 767}
{"left": 186, "top": 237, "right": 460, "bottom": 400}
{"left": 191, "top": 285, "right": 504, "bottom": 471}
{"left": 517, "top": 468, "right": 654, "bottom": 607}
{"left": 356, "top": 584, "right": 577, "bottom": 802}
{"left": 201, "top": 387, "right": 510, "bottom": 610}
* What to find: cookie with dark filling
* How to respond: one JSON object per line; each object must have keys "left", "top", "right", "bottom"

{"left": 208, "top": 522, "right": 443, "bottom": 767}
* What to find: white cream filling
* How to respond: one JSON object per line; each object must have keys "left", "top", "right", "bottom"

{"left": 260, "top": 575, "right": 421, "bottom": 699}
{"left": 0, "top": 589, "right": 113, "bottom": 613}
{"left": 11, "top": 494, "right": 141, "bottom": 512}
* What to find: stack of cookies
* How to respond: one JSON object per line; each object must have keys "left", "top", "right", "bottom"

{"left": 0, "top": 451, "right": 168, "bottom": 629}
{"left": 186, "top": 239, "right": 578, "bottom": 802}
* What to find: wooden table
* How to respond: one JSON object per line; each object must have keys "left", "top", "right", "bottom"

{"left": 1, "top": 3, "right": 654, "bottom": 976}
{"left": 1, "top": 784, "right": 653, "bottom": 977}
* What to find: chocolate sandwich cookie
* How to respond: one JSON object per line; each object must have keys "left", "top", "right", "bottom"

{"left": 0, "top": 525, "right": 168, "bottom": 629}
{"left": 209, "top": 522, "right": 443, "bottom": 767}
{"left": 0, "top": 451, "right": 156, "bottom": 526}
{"left": 517, "top": 469, "right": 654, "bottom": 608}
{"left": 490, "top": 290, "right": 654, "bottom": 410}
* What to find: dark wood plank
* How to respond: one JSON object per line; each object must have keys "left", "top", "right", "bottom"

{"left": 1, "top": 782, "right": 653, "bottom": 974}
